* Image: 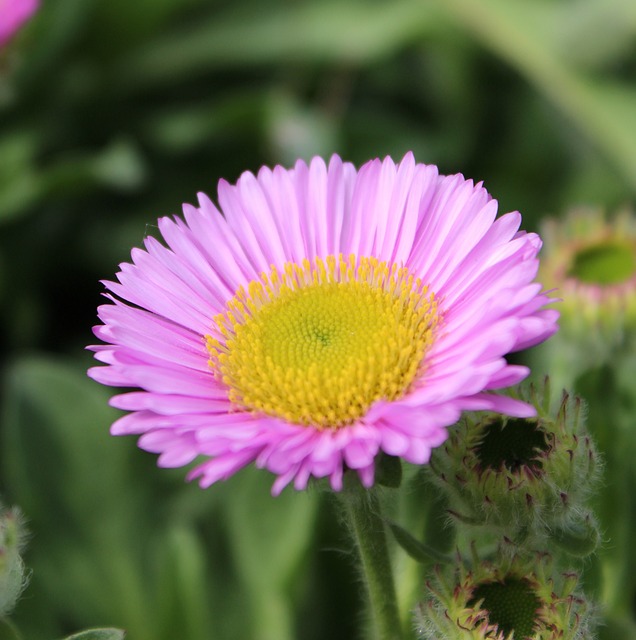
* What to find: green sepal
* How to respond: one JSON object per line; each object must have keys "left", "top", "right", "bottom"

{"left": 60, "top": 629, "right": 126, "bottom": 640}
{"left": 551, "top": 514, "right": 600, "bottom": 558}
{"left": 375, "top": 453, "right": 402, "bottom": 488}
{"left": 388, "top": 521, "right": 450, "bottom": 565}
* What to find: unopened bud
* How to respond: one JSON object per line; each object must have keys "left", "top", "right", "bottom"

{"left": 426, "top": 380, "right": 601, "bottom": 550}
{"left": 414, "top": 548, "right": 595, "bottom": 639}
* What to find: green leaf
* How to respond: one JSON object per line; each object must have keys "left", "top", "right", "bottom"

{"left": 225, "top": 467, "right": 318, "bottom": 591}
{"left": 0, "top": 135, "right": 145, "bottom": 224}
{"left": 597, "top": 614, "right": 636, "bottom": 640}
{"left": 1, "top": 356, "right": 132, "bottom": 528}
{"left": 122, "top": 0, "right": 443, "bottom": 86}
{"left": 143, "top": 91, "right": 267, "bottom": 153}
{"left": 87, "top": 138, "right": 147, "bottom": 192}
{"left": 550, "top": 0, "right": 636, "bottom": 70}
{"left": 152, "top": 526, "right": 211, "bottom": 640}
{"left": 223, "top": 467, "right": 319, "bottom": 640}
{"left": 0, "top": 132, "right": 41, "bottom": 224}
{"left": 388, "top": 521, "right": 450, "bottom": 565}
{"left": 0, "top": 357, "right": 155, "bottom": 639}
{"left": 61, "top": 629, "right": 126, "bottom": 640}
{"left": 265, "top": 91, "right": 340, "bottom": 165}
{"left": 437, "top": 0, "right": 636, "bottom": 191}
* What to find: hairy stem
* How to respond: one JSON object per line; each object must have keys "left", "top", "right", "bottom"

{"left": 338, "top": 479, "right": 404, "bottom": 640}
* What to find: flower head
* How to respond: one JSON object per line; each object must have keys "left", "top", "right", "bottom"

{"left": 0, "top": 0, "right": 38, "bottom": 48}
{"left": 88, "top": 154, "right": 557, "bottom": 494}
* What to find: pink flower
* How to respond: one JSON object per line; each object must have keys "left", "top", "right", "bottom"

{"left": 0, "top": 0, "right": 38, "bottom": 48}
{"left": 88, "top": 154, "right": 558, "bottom": 494}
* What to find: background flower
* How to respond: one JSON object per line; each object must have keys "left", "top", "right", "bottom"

{"left": 0, "top": 0, "right": 38, "bottom": 48}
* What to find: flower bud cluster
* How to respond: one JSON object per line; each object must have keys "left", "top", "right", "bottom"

{"left": 426, "top": 381, "right": 600, "bottom": 550}
{"left": 408, "top": 380, "right": 600, "bottom": 639}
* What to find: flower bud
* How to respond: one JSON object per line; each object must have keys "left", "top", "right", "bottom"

{"left": 427, "top": 381, "right": 600, "bottom": 550}
{"left": 414, "top": 548, "right": 594, "bottom": 639}
{"left": 532, "top": 207, "right": 636, "bottom": 390}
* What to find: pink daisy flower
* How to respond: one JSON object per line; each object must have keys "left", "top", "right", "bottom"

{"left": 88, "top": 153, "right": 558, "bottom": 495}
{"left": 0, "top": 0, "right": 38, "bottom": 48}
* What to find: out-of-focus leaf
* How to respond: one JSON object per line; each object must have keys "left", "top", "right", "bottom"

{"left": 0, "top": 357, "right": 156, "bottom": 639}
{"left": 223, "top": 467, "right": 318, "bottom": 640}
{"left": 597, "top": 614, "right": 636, "bottom": 640}
{"left": 437, "top": 0, "right": 636, "bottom": 71}
{"left": 16, "top": 0, "right": 99, "bottom": 88}
{"left": 374, "top": 453, "right": 402, "bottom": 489}
{"left": 1, "top": 357, "right": 132, "bottom": 524}
{"left": 0, "top": 136, "right": 146, "bottom": 223}
{"left": 122, "top": 0, "right": 443, "bottom": 86}
{"left": 0, "top": 133, "right": 40, "bottom": 223}
{"left": 92, "top": 0, "right": 199, "bottom": 46}
{"left": 549, "top": 0, "right": 636, "bottom": 70}
{"left": 61, "top": 630, "right": 125, "bottom": 640}
{"left": 152, "top": 526, "right": 211, "bottom": 640}
{"left": 89, "top": 138, "right": 147, "bottom": 191}
{"left": 144, "top": 91, "right": 267, "bottom": 152}
{"left": 225, "top": 467, "right": 318, "bottom": 590}
{"left": 438, "top": 0, "right": 636, "bottom": 192}
{"left": 42, "top": 140, "right": 147, "bottom": 196}
{"left": 265, "top": 90, "right": 340, "bottom": 164}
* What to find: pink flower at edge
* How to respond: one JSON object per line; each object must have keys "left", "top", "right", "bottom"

{"left": 88, "top": 153, "right": 559, "bottom": 495}
{"left": 0, "top": 0, "right": 39, "bottom": 48}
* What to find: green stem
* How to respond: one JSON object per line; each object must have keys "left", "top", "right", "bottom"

{"left": 338, "top": 479, "right": 403, "bottom": 640}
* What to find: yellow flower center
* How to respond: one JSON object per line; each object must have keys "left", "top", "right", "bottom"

{"left": 207, "top": 254, "right": 440, "bottom": 429}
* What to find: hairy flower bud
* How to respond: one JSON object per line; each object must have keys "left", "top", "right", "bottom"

{"left": 414, "top": 548, "right": 594, "bottom": 639}
{"left": 0, "top": 0, "right": 39, "bottom": 49}
{"left": 427, "top": 381, "right": 600, "bottom": 550}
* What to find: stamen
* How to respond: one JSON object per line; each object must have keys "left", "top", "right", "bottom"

{"left": 207, "top": 254, "right": 440, "bottom": 429}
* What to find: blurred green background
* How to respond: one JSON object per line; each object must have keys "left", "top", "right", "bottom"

{"left": 1, "top": 0, "right": 635, "bottom": 638}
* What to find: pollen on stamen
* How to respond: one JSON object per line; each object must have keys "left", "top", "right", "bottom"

{"left": 206, "top": 254, "right": 441, "bottom": 429}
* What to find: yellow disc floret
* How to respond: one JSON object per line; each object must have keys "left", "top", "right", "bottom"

{"left": 207, "top": 254, "right": 440, "bottom": 429}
